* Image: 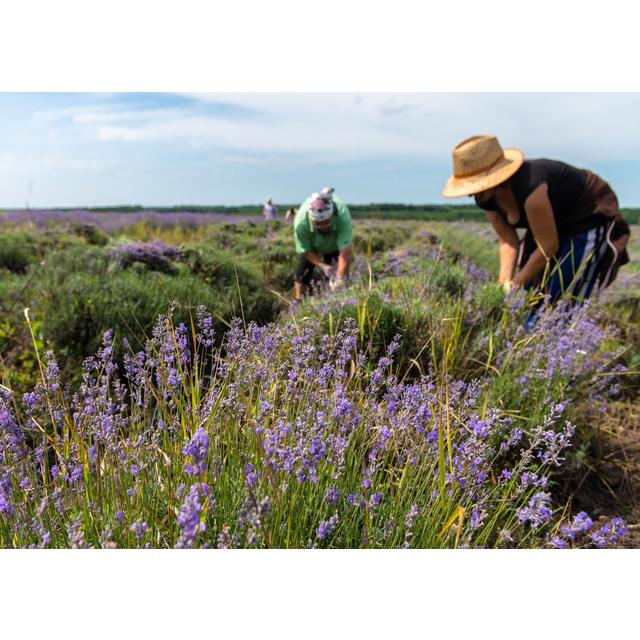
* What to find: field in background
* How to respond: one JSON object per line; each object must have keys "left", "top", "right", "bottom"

{"left": 3, "top": 203, "right": 639, "bottom": 224}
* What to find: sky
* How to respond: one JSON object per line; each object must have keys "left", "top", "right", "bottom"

{"left": 1, "top": 92, "right": 640, "bottom": 208}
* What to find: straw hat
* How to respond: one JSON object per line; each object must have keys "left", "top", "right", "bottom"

{"left": 442, "top": 135, "right": 524, "bottom": 198}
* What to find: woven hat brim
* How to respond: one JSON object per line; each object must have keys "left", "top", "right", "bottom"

{"left": 442, "top": 148, "right": 525, "bottom": 198}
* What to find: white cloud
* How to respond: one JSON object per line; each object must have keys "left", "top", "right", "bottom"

{"left": 73, "top": 108, "right": 185, "bottom": 124}
{"left": 67, "top": 93, "right": 640, "bottom": 164}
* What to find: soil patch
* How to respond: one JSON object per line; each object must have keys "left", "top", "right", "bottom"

{"left": 560, "top": 401, "right": 640, "bottom": 547}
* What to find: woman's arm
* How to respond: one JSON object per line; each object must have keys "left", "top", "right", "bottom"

{"left": 512, "top": 184, "right": 559, "bottom": 287}
{"left": 485, "top": 211, "right": 520, "bottom": 285}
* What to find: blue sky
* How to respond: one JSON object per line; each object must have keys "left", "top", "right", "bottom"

{"left": 2, "top": 92, "right": 640, "bottom": 207}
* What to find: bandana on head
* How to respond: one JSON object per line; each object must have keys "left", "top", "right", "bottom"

{"left": 309, "top": 196, "right": 333, "bottom": 222}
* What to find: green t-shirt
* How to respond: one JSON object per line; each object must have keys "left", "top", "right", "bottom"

{"left": 293, "top": 194, "right": 353, "bottom": 255}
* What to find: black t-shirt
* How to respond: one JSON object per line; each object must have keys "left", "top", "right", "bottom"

{"left": 475, "top": 159, "right": 617, "bottom": 236}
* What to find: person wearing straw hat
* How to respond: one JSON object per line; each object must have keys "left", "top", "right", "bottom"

{"left": 292, "top": 187, "right": 353, "bottom": 302}
{"left": 442, "top": 135, "right": 630, "bottom": 306}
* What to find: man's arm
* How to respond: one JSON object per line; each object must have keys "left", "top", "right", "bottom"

{"left": 336, "top": 246, "right": 352, "bottom": 278}
{"left": 304, "top": 252, "right": 325, "bottom": 268}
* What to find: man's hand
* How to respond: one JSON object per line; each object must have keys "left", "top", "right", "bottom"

{"left": 319, "top": 263, "right": 333, "bottom": 279}
{"left": 330, "top": 275, "right": 346, "bottom": 293}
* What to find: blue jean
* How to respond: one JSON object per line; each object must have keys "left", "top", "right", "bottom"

{"left": 524, "top": 224, "right": 609, "bottom": 331}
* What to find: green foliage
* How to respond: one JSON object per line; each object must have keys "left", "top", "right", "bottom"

{"left": 31, "top": 245, "right": 277, "bottom": 364}
{"left": 0, "top": 240, "right": 282, "bottom": 371}
{"left": 473, "top": 282, "right": 507, "bottom": 320}
{"left": 351, "top": 223, "right": 415, "bottom": 254}
{"left": 320, "top": 290, "right": 414, "bottom": 363}
{"left": 0, "top": 234, "right": 39, "bottom": 274}
{"left": 432, "top": 262, "right": 466, "bottom": 297}
{"left": 70, "top": 222, "right": 110, "bottom": 246}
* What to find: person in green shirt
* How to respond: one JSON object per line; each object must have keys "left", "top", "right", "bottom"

{"left": 293, "top": 187, "right": 353, "bottom": 301}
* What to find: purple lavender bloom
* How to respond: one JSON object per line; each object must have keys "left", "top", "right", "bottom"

{"left": 244, "top": 463, "right": 259, "bottom": 488}
{"left": 516, "top": 492, "right": 553, "bottom": 529}
{"left": 499, "top": 469, "right": 513, "bottom": 481}
{"left": 498, "top": 529, "right": 514, "bottom": 544}
{"left": 500, "top": 428, "right": 523, "bottom": 452}
{"left": 183, "top": 427, "right": 209, "bottom": 476}
{"left": 196, "top": 306, "right": 216, "bottom": 348}
{"left": 405, "top": 504, "right": 419, "bottom": 529}
{"left": 175, "top": 322, "right": 191, "bottom": 365}
{"left": 130, "top": 521, "right": 149, "bottom": 541}
{"left": 110, "top": 241, "right": 181, "bottom": 272}
{"left": 67, "top": 517, "right": 90, "bottom": 549}
{"left": 175, "top": 483, "right": 209, "bottom": 549}
{"left": 347, "top": 493, "right": 365, "bottom": 508}
{"left": 550, "top": 535, "right": 567, "bottom": 549}
{"left": 590, "top": 518, "right": 627, "bottom": 548}
{"left": 0, "top": 490, "right": 12, "bottom": 515}
{"left": 324, "top": 486, "right": 340, "bottom": 504}
{"left": 235, "top": 496, "right": 271, "bottom": 547}
{"left": 470, "top": 507, "right": 486, "bottom": 530}
{"left": 560, "top": 512, "right": 593, "bottom": 541}
{"left": 216, "top": 526, "right": 232, "bottom": 549}
{"left": 369, "top": 492, "right": 383, "bottom": 509}
{"left": 316, "top": 514, "right": 339, "bottom": 541}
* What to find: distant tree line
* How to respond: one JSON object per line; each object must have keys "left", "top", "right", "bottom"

{"left": 2, "top": 203, "right": 638, "bottom": 224}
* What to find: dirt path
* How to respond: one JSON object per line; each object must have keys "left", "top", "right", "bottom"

{"left": 563, "top": 400, "right": 640, "bottom": 547}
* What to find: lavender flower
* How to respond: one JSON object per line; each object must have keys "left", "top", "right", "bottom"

{"left": 516, "top": 492, "right": 553, "bottom": 529}
{"left": 67, "top": 517, "right": 91, "bottom": 549}
{"left": 590, "top": 518, "right": 627, "bottom": 548}
{"left": 110, "top": 241, "right": 181, "bottom": 272}
{"left": 175, "top": 483, "right": 209, "bottom": 549}
{"left": 216, "top": 526, "right": 232, "bottom": 549}
{"left": 324, "top": 486, "right": 340, "bottom": 504}
{"left": 183, "top": 427, "right": 209, "bottom": 476}
{"left": 244, "top": 463, "right": 258, "bottom": 488}
{"left": 130, "top": 521, "right": 149, "bottom": 542}
{"left": 316, "top": 515, "right": 339, "bottom": 541}
{"left": 560, "top": 512, "right": 593, "bottom": 541}
{"left": 405, "top": 504, "right": 419, "bottom": 529}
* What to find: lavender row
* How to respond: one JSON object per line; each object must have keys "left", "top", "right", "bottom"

{"left": 0, "top": 299, "right": 627, "bottom": 548}
{"left": 0, "top": 209, "right": 260, "bottom": 232}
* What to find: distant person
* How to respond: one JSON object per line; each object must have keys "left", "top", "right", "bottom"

{"left": 263, "top": 197, "right": 278, "bottom": 220}
{"left": 292, "top": 187, "right": 353, "bottom": 302}
{"left": 442, "top": 135, "right": 630, "bottom": 308}
{"left": 285, "top": 207, "right": 296, "bottom": 222}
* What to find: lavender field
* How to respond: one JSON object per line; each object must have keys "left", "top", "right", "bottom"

{"left": 0, "top": 209, "right": 638, "bottom": 548}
